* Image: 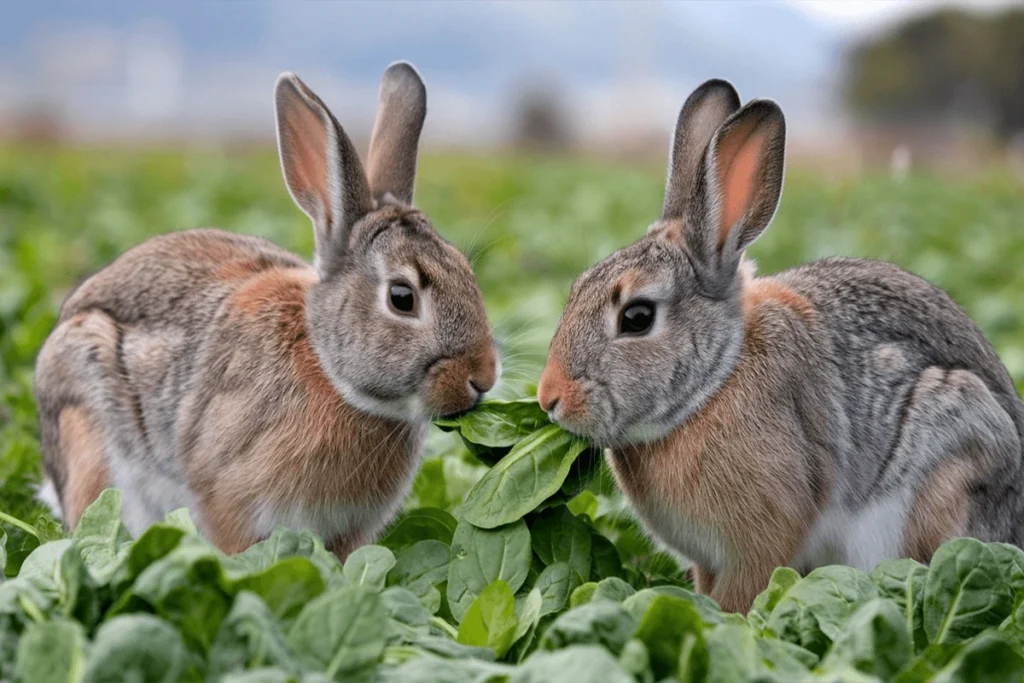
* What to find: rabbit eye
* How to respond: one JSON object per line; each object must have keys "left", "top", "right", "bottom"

{"left": 388, "top": 282, "right": 416, "bottom": 316}
{"left": 619, "top": 301, "right": 654, "bottom": 336}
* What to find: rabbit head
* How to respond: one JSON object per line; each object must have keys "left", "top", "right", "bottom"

{"left": 276, "top": 63, "right": 498, "bottom": 421}
{"left": 537, "top": 80, "right": 786, "bottom": 447}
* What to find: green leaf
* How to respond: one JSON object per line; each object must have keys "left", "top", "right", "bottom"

{"left": 567, "top": 491, "right": 598, "bottom": 521}
{"left": 624, "top": 585, "right": 724, "bottom": 626}
{"left": 83, "top": 615, "right": 189, "bottom": 683}
{"left": 380, "top": 508, "right": 458, "bottom": 551}
{"left": 218, "top": 669, "right": 295, "bottom": 683}
{"left": 540, "top": 600, "right": 637, "bottom": 655}
{"left": 634, "top": 595, "right": 708, "bottom": 680}
{"left": 461, "top": 426, "right": 587, "bottom": 528}
{"left": 447, "top": 519, "right": 531, "bottom": 622}
{"left": 748, "top": 566, "right": 800, "bottom": 632}
{"left": 589, "top": 533, "right": 624, "bottom": 582}
{"left": 511, "top": 644, "right": 634, "bottom": 683}
{"left": 871, "top": 558, "right": 928, "bottom": 648}
{"left": 163, "top": 507, "right": 200, "bottom": 535}
{"left": 381, "top": 585, "right": 431, "bottom": 639}
{"left": 931, "top": 632, "right": 1024, "bottom": 683}
{"left": 704, "top": 623, "right": 766, "bottom": 683}
{"left": 15, "top": 619, "right": 87, "bottom": 683}
{"left": 591, "top": 577, "right": 636, "bottom": 604}
{"left": 452, "top": 399, "right": 551, "bottom": 448}
{"left": 990, "top": 542, "right": 1024, "bottom": 595}
{"left": 288, "top": 585, "right": 388, "bottom": 679}
{"left": 343, "top": 545, "right": 396, "bottom": 591}
{"left": 570, "top": 582, "right": 598, "bottom": 607}
{"left": 209, "top": 592, "right": 301, "bottom": 677}
{"left": 924, "top": 538, "right": 1013, "bottom": 644}
{"left": 530, "top": 506, "right": 591, "bottom": 583}
{"left": 58, "top": 544, "right": 102, "bottom": 627}
{"left": 232, "top": 556, "right": 326, "bottom": 620}
{"left": 387, "top": 539, "right": 450, "bottom": 598}
{"left": 130, "top": 541, "right": 232, "bottom": 650}
{"left": 110, "top": 523, "right": 186, "bottom": 590}
{"left": 71, "top": 488, "right": 132, "bottom": 583}
{"left": 766, "top": 565, "right": 878, "bottom": 657}
{"left": 228, "top": 528, "right": 340, "bottom": 584}
{"left": 535, "top": 561, "right": 574, "bottom": 615}
{"left": 457, "top": 579, "right": 518, "bottom": 657}
{"left": 819, "top": 598, "right": 913, "bottom": 680}
{"left": 514, "top": 588, "right": 543, "bottom": 644}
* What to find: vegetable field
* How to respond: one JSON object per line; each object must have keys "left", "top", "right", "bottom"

{"left": 2, "top": 147, "right": 1024, "bottom": 681}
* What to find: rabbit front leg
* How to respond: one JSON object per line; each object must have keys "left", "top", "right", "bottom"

{"left": 876, "top": 366, "right": 1020, "bottom": 561}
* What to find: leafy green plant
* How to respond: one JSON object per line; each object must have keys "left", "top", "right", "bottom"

{"left": 5, "top": 150, "right": 1024, "bottom": 680}
{"left": 4, "top": 410, "right": 1024, "bottom": 681}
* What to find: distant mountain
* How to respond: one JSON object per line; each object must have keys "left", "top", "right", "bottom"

{"left": 0, "top": 1, "right": 844, "bottom": 143}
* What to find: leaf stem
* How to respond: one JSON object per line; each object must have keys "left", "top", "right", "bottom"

{"left": 0, "top": 510, "right": 39, "bottom": 538}
{"left": 430, "top": 615, "right": 459, "bottom": 639}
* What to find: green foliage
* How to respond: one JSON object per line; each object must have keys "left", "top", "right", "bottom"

{"left": 4, "top": 150, "right": 1024, "bottom": 679}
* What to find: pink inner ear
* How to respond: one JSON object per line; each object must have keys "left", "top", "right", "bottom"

{"left": 281, "top": 96, "right": 330, "bottom": 225}
{"left": 716, "top": 122, "right": 766, "bottom": 247}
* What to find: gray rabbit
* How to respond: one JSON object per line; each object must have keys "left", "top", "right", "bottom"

{"left": 537, "top": 79, "right": 1024, "bottom": 612}
{"left": 34, "top": 63, "right": 499, "bottom": 558}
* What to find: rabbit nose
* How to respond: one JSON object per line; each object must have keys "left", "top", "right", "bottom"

{"left": 537, "top": 362, "right": 563, "bottom": 414}
{"left": 469, "top": 346, "right": 499, "bottom": 396}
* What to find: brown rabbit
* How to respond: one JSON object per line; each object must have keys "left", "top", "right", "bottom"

{"left": 34, "top": 63, "right": 499, "bottom": 558}
{"left": 537, "top": 79, "right": 1024, "bottom": 612}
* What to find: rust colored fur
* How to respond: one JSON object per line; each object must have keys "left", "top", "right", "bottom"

{"left": 609, "top": 281, "right": 834, "bottom": 612}
{"left": 58, "top": 406, "right": 111, "bottom": 527}
{"left": 902, "top": 459, "right": 972, "bottom": 563}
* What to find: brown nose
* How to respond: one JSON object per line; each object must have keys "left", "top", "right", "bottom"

{"left": 470, "top": 345, "right": 499, "bottom": 396}
{"left": 537, "top": 361, "right": 565, "bottom": 413}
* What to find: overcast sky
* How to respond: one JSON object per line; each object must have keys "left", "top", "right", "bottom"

{"left": 792, "top": 0, "right": 1023, "bottom": 33}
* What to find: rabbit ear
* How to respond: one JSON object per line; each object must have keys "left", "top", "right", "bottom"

{"left": 661, "top": 79, "right": 740, "bottom": 221}
{"left": 686, "top": 99, "right": 786, "bottom": 292}
{"left": 275, "top": 72, "right": 373, "bottom": 278}
{"left": 365, "top": 62, "right": 427, "bottom": 206}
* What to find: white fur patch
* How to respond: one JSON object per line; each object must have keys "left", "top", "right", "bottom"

{"left": 251, "top": 499, "right": 392, "bottom": 544}
{"left": 36, "top": 478, "right": 63, "bottom": 521}
{"left": 112, "top": 458, "right": 199, "bottom": 537}
{"left": 795, "top": 490, "right": 912, "bottom": 572}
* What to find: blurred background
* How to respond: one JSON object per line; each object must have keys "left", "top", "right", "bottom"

{"left": 2, "top": 1, "right": 1024, "bottom": 525}
{"left": 2, "top": 0, "right": 1024, "bottom": 169}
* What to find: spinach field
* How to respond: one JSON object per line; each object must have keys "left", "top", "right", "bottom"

{"left": 2, "top": 148, "right": 1024, "bottom": 681}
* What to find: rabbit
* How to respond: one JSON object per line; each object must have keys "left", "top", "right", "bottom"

{"left": 536, "top": 78, "right": 1024, "bottom": 613}
{"left": 33, "top": 62, "right": 499, "bottom": 559}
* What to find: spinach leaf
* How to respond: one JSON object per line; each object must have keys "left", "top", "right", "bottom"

{"left": 924, "top": 538, "right": 1013, "bottom": 644}
{"left": 15, "top": 619, "right": 87, "bottom": 683}
{"left": 447, "top": 519, "right": 531, "bottom": 622}
{"left": 343, "top": 545, "right": 396, "bottom": 591}
{"left": 83, "top": 614, "right": 190, "bottom": 683}
{"left": 456, "top": 579, "right": 518, "bottom": 656}
{"left": 380, "top": 508, "right": 458, "bottom": 550}
{"left": 287, "top": 585, "right": 388, "bottom": 679}
{"left": 461, "top": 426, "right": 588, "bottom": 528}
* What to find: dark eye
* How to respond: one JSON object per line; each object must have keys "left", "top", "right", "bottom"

{"left": 389, "top": 282, "right": 416, "bottom": 315}
{"left": 619, "top": 301, "right": 654, "bottom": 336}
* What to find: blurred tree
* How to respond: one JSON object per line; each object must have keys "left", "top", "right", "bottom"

{"left": 511, "top": 82, "right": 573, "bottom": 153}
{"left": 845, "top": 8, "right": 1024, "bottom": 142}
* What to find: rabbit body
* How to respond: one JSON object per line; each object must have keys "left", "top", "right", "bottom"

{"left": 35, "top": 64, "right": 498, "bottom": 557}
{"left": 36, "top": 229, "right": 422, "bottom": 554}
{"left": 607, "top": 256, "right": 1022, "bottom": 612}
{"left": 539, "top": 80, "right": 1024, "bottom": 612}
